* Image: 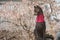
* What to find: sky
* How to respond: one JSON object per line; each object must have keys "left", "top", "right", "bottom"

{"left": 55, "top": 0, "right": 60, "bottom": 3}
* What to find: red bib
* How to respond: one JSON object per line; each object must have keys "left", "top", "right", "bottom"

{"left": 36, "top": 14, "right": 45, "bottom": 22}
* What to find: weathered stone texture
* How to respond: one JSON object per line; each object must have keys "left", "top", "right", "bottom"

{"left": 0, "top": 0, "right": 60, "bottom": 40}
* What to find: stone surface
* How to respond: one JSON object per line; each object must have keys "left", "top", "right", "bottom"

{"left": 0, "top": 0, "right": 60, "bottom": 40}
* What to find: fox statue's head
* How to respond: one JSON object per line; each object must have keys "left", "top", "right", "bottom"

{"left": 34, "top": 5, "right": 43, "bottom": 15}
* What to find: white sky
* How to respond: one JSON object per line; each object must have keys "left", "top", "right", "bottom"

{"left": 55, "top": 0, "right": 60, "bottom": 3}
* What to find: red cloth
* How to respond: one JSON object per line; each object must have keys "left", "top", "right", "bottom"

{"left": 36, "top": 14, "right": 45, "bottom": 22}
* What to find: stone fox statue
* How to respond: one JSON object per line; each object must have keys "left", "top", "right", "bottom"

{"left": 34, "top": 5, "right": 46, "bottom": 40}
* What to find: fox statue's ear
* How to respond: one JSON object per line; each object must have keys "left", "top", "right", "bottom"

{"left": 34, "top": 5, "right": 38, "bottom": 8}
{"left": 34, "top": 6, "right": 36, "bottom": 8}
